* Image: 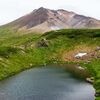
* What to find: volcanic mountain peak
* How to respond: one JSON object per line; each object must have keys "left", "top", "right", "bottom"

{"left": 3, "top": 7, "right": 100, "bottom": 33}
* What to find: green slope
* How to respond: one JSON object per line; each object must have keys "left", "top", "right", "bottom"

{"left": 0, "top": 28, "right": 100, "bottom": 99}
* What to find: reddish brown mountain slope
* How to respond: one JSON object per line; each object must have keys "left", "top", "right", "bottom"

{"left": 3, "top": 7, "right": 100, "bottom": 33}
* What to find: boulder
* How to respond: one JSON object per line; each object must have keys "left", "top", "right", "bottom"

{"left": 86, "top": 77, "right": 94, "bottom": 84}
{"left": 37, "top": 38, "right": 49, "bottom": 47}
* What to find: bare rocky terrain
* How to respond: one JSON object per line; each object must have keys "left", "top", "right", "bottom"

{"left": 3, "top": 7, "right": 100, "bottom": 33}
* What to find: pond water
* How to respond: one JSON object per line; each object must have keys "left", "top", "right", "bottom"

{"left": 0, "top": 66, "right": 95, "bottom": 100}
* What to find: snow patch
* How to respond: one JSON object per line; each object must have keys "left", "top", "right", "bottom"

{"left": 75, "top": 53, "right": 87, "bottom": 58}
{"left": 50, "top": 26, "right": 61, "bottom": 30}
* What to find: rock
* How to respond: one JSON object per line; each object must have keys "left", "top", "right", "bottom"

{"left": 86, "top": 77, "right": 94, "bottom": 84}
{"left": 97, "top": 56, "right": 100, "bottom": 58}
{"left": 95, "top": 46, "right": 100, "bottom": 51}
{"left": 37, "top": 38, "right": 49, "bottom": 47}
{"left": 77, "top": 66, "right": 85, "bottom": 70}
{"left": 95, "top": 92, "right": 100, "bottom": 97}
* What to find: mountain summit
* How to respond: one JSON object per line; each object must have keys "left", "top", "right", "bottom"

{"left": 4, "top": 7, "right": 100, "bottom": 32}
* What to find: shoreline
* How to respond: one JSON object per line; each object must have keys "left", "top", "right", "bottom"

{"left": 0, "top": 63, "right": 99, "bottom": 99}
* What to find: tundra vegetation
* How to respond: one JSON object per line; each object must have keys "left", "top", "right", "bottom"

{"left": 0, "top": 28, "right": 100, "bottom": 100}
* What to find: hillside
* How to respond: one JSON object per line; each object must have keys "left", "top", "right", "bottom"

{"left": 2, "top": 7, "right": 100, "bottom": 33}
{"left": 0, "top": 28, "right": 100, "bottom": 99}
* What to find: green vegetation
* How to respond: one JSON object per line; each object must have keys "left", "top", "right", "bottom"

{"left": 80, "top": 59, "right": 100, "bottom": 100}
{"left": 0, "top": 28, "right": 100, "bottom": 99}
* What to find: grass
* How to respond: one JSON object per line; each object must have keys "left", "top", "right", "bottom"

{"left": 0, "top": 28, "right": 100, "bottom": 99}
{"left": 79, "top": 59, "right": 100, "bottom": 100}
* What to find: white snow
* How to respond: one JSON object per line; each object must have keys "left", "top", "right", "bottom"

{"left": 50, "top": 26, "right": 61, "bottom": 30}
{"left": 75, "top": 53, "right": 87, "bottom": 58}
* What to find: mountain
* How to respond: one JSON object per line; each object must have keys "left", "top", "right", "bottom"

{"left": 3, "top": 7, "right": 100, "bottom": 33}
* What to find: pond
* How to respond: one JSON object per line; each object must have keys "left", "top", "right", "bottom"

{"left": 0, "top": 66, "right": 95, "bottom": 100}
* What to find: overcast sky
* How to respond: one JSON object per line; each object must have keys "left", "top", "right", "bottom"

{"left": 0, "top": 0, "right": 100, "bottom": 25}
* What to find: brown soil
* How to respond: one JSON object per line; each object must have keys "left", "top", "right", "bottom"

{"left": 62, "top": 45, "right": 100, "bottom": 62}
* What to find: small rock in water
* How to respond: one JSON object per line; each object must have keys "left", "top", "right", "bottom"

{"left": 86, "top": 77, "right": 94, "bottom": 84}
